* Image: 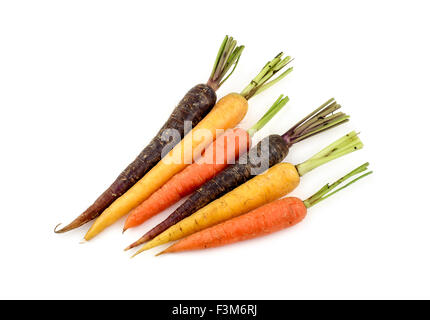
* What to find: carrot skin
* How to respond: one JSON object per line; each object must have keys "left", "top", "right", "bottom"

{"left": 55, "top": 84, "right": 216, "bottom": 233}
{"left": 136, "top": 134, "right": 289, "bottom": 244}
{"left": 124, "top": 128, "right": 251, "bottom": 231}
{"left": 162, "top": 197, "right": 306, "bottom": 253}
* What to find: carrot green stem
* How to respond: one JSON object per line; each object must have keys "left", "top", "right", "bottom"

{"left": 240, "top": 53, "right": 293, "bottom": 100}
{"left": 247, "top": 95, "right": 289, "bottom": 137}
{"left": 208, "top": 35, "right": 245, "bottom": 91}
{"left": 303, "top": 162, "right": 372, "bottom": 208}
{"left": 282, "top": 98, "right": 350, "bottom": 146}
{"left": 295, "top": 131, "right": 363, "bottom": 176}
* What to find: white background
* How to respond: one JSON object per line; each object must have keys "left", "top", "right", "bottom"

{"left": 1, "top": 0, "right": 429, "bottom": 300}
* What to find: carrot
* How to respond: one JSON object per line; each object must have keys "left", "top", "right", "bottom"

{"left": 159, "top": 163, "right": 372, "bottom": 254}
{"left": 84, "top": 52, "right": 294, "bottom": 240}
{"left": 126, "top": 98, "right": 350, "bottom": 250}
{"left": 123, "top": 95, "right": 289, "bottom": 233}
{"left": 131, "top": 131, "right": 363, "bottom": 256}
{"left": 54, "top": 35, "right": 244, "bottom": 233}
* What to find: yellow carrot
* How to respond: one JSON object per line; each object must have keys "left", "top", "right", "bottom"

{"left": 84, "top": 52, "right": 294, "bottom": 240}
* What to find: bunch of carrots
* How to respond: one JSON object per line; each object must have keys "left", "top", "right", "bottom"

{"left": 56, "top": 35, "right": 372, "bottom": 257}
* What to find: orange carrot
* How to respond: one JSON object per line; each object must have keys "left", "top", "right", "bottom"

{"left": 159, "top": 163, "right": 372, "bottom": 255}
{"left": 123, "top": 95, "right": 289, "bottom": 232}
{"left": 161, "top": 197, "right": 306, "bottom": 253}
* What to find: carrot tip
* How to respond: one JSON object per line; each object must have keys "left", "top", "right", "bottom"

{"left": 124, "top": 241, "right": 139, "bottom": 251}
{"left": 155, "top": 250, "right": 166, "bottom": 257}
{"left": 54, "top": 223, "right": 63, "bottom": 233}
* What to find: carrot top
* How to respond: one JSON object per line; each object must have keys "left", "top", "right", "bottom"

{"left": 282, "top": 98, "right": 349, "bottom": 147}
{"left": 240, "top": 53, "right": 293, "bottom": 100}
{"left": 304, "top": 162, "right": 372, "bottom": 208}
{"left": 295, "top": 131, "right": 363, "bottom": 176}
{"left": 207, "top": 35, "right": 244, "bottom": 91}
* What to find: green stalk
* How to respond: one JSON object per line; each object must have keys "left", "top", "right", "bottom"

{"left": 288, "top": 98, "right": 336, "bottom": 131}
{"left": 282, "top": 98, "right": 350, "bottom": 147}
{"left": 210, "top": 36, "right": 228, "bottom": 79}
{"left": 295, "top": 131, "right": 363, "bottom": 176}
{"left": 306, "top": 131, "right": 360, "bottom": 161}
{"left": 292, "top": 101, "right": 341, "bottom": 136}
{"left": 208, "top": 35, "right": 245, "bottom": 91}
{"left": 247, "top": 95, "right": 289, "bottom": 137}
{"left": 303, "top": 162, "right": 372, "bottom": 208}
{"left": 240, "top": 53, "right": 293, "bottom": 100}
{"left": 254, "top": 67, "right": 293, "bottom": 97}
{"left": 293, "top": 113, "right": 350, "bottom": 144}
{"left": 305, "top": 163, "right": 369, "bottom": 205}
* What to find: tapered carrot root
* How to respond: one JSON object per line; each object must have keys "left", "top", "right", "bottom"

{"left": 123, "top": 128, "right": 251, "bottom": 232}
{"left": 160, "top": 197, "right": 306, "bottom": 254}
